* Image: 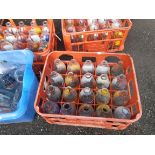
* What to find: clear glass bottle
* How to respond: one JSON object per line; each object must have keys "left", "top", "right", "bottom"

{"left": 80, "top": 73, "right": 95, "bottom": 88}
{"left": 67, "top": 59, "right": 80, "bottom": 74}
{"left": 0, "top": 40, "right": 13, "bottom": 51}
{"left": 79, "top": 87, "right": 94, "bottom": 104}
{"left": 111, "top": 19, "right": 121, "bottom": 28}
{"left": 3, "top": 30, "right": 17, "bottom": 44}
{"left": 82, "top": 60, "right": 95, "bottom": 74}
{"left": 96, "top": 88, "right": 110, "bottom": 104}
{"left": 60, "top": 102, "right": 76, "bottom": 115}
{"left": 50, "top": 71, "right": 64, "bottom": 87}
{"left": 98, "top": 19, "right": 108, "bottom": 29}
{"left": 88, "top": 20, "right": 99, "bottom": 39}
{"left": 65, "top": 72, "right": 79, "bottom": 88}
{"left": 114, "top": 106, "right": 131, "bottom": 119}
{"left": 30, "top": 21, "right": 42, "bottom": 35}
{"left": 27, "top": 30, "right": 40, "bottom": 51}
{"left": 42, "top": 101, "right": 60, "bottom": 114}
{"left": 66, "top": 25, "right": 76, "bottom": 33}
{"left": 62, "top": 86, "right": 77, "bottom": 102}
{"left": 18, "top": 21, "right": 29, "bottom": 35}
{"left": 87, "top": 19, "right": 98, "bottom": 26}
{"left": 46, "top": 85, "right": 61, "bottom": 102}
{"left": 54, "top": 59, "right": 66, "bottom": 74}
{"left": 113, "top": 90, "right": 129, "bottom": 106}
{"left": 111, "top": 61, "right": 124, "bottom": 76}
{"left": 112, "top": 74, "right": 128, "bottom": 90}
{"left": 96, "top": 60, "right": 110, "bottom": 76}
{"left": 5, "top": 22, "right": 17, "bottom": 35}
{"left": 13, "top": 34, "right": 27, "bottom": 50}
{"left": 39, "top": 21, "right": 50, "bottom": 51}
{"left": 96, "top": 74, "right": 110, "bottom": 89}
{"left": 78, "top": 104, "right": 94, "bottom": 117}
{"left": 65, "top": 19, "right": 74, "bottom": 26}
{"left": 16, "top": 21, "right": 28, "bottom": 49}
{"left": 96, "top": 104, "right": 112, "bottom": 118}
{"left": 75, "top": 19, "right": 86, "bottom": 26}
{"left": 76, "top": 24, "right": 87, "bottom": 32}
{"left": 42, "top": 21, "right": 50, "bottom": 34}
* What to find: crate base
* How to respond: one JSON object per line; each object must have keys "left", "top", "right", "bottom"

{"left": 44, "top": 117, "right": 131, "bottom": 130}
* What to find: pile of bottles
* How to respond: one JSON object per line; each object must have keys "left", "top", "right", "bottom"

{"left": 0, "top": 20, "right": 50, "bottom": 52}
{"left": 0, "top": 61, "right": 24, "bottom": 114}
{"left": 41, "top": 58, "right": 132, "bottom": 119}
{"left": 65, "top": 19, "right": 123, "bottom": 32}
{"left": 64, "top": 19, "right": 124, "bottom": 50}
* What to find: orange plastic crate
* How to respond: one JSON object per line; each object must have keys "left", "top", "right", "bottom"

{"left": 1, "top": 19, "right": 56, "bottom": 76}
{"left": 34, "top": 51, "right": 142, "bottom": 130}
{"left": 61, "top": 19, "right": 132, "bottom": 52}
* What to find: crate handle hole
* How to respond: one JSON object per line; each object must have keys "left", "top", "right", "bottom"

{"left": 53, "top": 120, "right": 60, "bottom": 123}
{"left": 59, "top": 54, "right": 73, "bottom": 61}
{"left": 105, "top": 56, "right": 120, "bottom": 63}
{"left": 132, "top": 104, "right": 138, "bottom": 115}
{"left": 126, "top": 67, "right": 131, "bottom": 75}
{"left": 82, "top": 57, "right": 96, "bottom": 62}
{"left": 112, "top": 125, "right": 119, "bottom": 127}
{"left": 51, "top": 117, "right": 66, "bottom": 120}
{"left": 129, "top": 81, "right": 134, "bottom": 98}
{"left": 106, "top": 121, "right": 114, "bottom": 123}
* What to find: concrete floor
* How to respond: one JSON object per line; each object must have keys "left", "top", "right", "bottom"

{"left": 0, "top": 19, "right": 155, "bottom": 135}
